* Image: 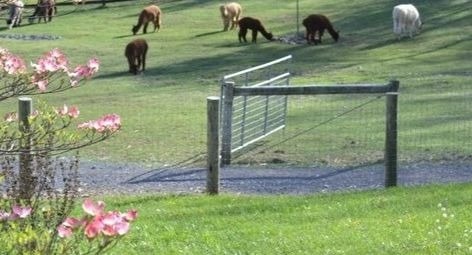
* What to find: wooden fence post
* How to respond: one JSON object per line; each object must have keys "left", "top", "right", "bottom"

{"left": 207, "top": 96, "right": 220, "bottom": 194}
{"left": 221, "top": 81, "right": 234, "bottom": 166}
{"left": 18, "top": 97, "right": 33, "bottom": 199}
{"left": 385, "top": 80, "right": 399, "bottom": 187}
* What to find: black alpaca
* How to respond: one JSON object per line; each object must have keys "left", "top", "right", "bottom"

{"left": 302, "top": 14, "right": 339, "bottom": 45}
{"left": 238, "top": 17, "right": 273, "bottom": 43}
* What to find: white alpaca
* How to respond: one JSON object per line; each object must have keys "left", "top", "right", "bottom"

{"left": 219, "top": 2, "right": 242, "bottom": 31}
{"left": 8, "top": 0, "right": 24, "bottom": 29}
{"left": 393, "top": 4, "right": 422, "bottom": 39}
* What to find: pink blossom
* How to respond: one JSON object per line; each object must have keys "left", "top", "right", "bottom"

{"left": 78, "top": 114, "right": 121, "bottom": 133}
{"left": 84, "top": 216, "right": 105, "bottom": 239}
{"left": 56, "top": 104, "right": 69, "bottom": 116}
{"left": 68, "top": 58, "right": 100, "bottom": 86}
{"left": 1, "top": 50, "right": 26, "bottom": 75}
{"left": 0, "top": 210, "right": 11, "bottom": 221}
{"left": 4, "top": 112, "right": 18, "bottom": 122}
{"left": 102, "top": 211, "right": 121, "bottom": 225}
{"left": 31, "top": 73, "right": 49, "bottom": 91}
{"left": 12, "top": 205, "right": 32, "bottom": 218}
{"left": 87, "top": 58, "right": 99, "bottom": 73}
{"left": 114, "top": 221, "right": 130, "bottom": 235}
{"left": 57, "top": 224, "right": 74, "bottom": 238}
{"left": 101, "top": 211, "right": 131, "bottom": 236}
{"left": 55, "top": 104, "right": 80, "bottom": 118}
{"left": 62, "top": 217, "right": 83, "bottom": 229}
{"left": 68, "top": 106, "right": 80, "bottom": 118}
{"left": 122, "top": 209, "right": 138, "bottom": 222}
{"left": 31, "top": 48, "right": 69, "bottom": 73}
{"left": 82, "top": 198, "right": 105, "bottom": 216}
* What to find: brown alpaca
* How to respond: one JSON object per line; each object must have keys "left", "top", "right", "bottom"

{"left": 125, "top": 39, "right": 148, "bottom": 75}
{"left": 132, "top": 5, "right": 161, "bottom": 35}
{"left": 238, "top": 17, "right": 273, "bottom": 43}
{"left": 29, "top": 0, "right": 56, "bottom": 23}
{"left": 302, "top": 14, "right": 339, "bottom": 45}
{"left": 219, "top": 2, "right": 242, "bottom": 31}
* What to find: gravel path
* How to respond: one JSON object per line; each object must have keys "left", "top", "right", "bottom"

{"left": 78, "top": 160, "right": 472, "bottom": 196}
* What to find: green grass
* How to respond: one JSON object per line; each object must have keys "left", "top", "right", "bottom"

{"left": 90, "top": 183, "right": 472, "bottom": 254}
{"left": 0, "top": 0, "right": 471, "bottom": 166}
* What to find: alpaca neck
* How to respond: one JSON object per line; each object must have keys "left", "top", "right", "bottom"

{"left": 135, "top": 14, "right": 146, "bottom": 29}
{"left": 259, "top": 26, "right": 272, "bottom": 40}
{"left": 326, "top": 26, "right": 338, "bottom": 40}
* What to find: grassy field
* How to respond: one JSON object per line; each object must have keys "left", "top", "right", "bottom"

{"left": 2, "top": 1, "right": 472, "bottom": 254}
{"left": 93, "top": 183, "right": 472, "bottom": 254}
{"left": 0, "top": 0, "right": 470, "bottom": 166}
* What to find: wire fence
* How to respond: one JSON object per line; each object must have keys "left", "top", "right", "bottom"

{"left": 229, "top": 80, "right": 472, "bottom": 168}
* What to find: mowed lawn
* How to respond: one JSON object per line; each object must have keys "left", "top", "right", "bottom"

{"left": 0, "top": 0, "right": 470, "bottom": 167}
{"left": 1, "top": 1, "right": 472, "bottom": 254}
{"left": 100, "top": 183, "right": 472, "bottom": 254}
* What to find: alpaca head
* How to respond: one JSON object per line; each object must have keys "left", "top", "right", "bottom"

{"left": 332, "top": 30, "right": 340, "bottom": 42}
{"left": 132, "top": 25, "right": 139, "bottom": 35}
{"left": 266, "top": 32, "right": 274, "bottom": 41}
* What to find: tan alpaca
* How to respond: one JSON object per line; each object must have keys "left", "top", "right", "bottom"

{"left": 219, "top": 2, "right": 241, "bottom": 31}
{"left": 132, "top": 5, "right": 162, "bottom": 35}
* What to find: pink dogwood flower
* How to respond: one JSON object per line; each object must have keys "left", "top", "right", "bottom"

{"left": 57, "top": 217, "right": 85, "bottom": 238}
{"left": 78, "top": 114, "right": 121, "bottom": 133}
{"left": 57, "top": 199, "right": 138, "bottom": 240}
{"left": 11, "top": 205, "right": 32, "bottom": 218}
{"left": 0, "top": 49, "right": 26, "bottom": 75}
{"left": 82, "top": 198, "right": 105, "bottom": 216}
{"left": 122, "top": 209, "right": 138, "bottom": 222}
{"left": 31, "top": 48, "right": 69, "bottom": 73}
{"left": 4, "top": 112, "right": 18, "bottom": 122}
{"left": 56, "top": 104, "right": 80, "bottom": 118}
{"left": 68, "top": 58, "right": 100, "bottom": 86}
{"left": 0, "top": 210, "right": 11, "bottom": 221}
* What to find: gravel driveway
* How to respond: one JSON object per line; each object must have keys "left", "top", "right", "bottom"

{"left": 78, "top": 160, "right": 472, "bottom": 196}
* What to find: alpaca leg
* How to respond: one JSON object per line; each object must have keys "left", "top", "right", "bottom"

{"left": 223, "top": 17, "right": 230, "bottom": 31}
{"left": 251, "top": 29, "right": 258, "bottom": 43}
{"left": 230, "top": 16, "right": 236, "bottom": 30}
{"left": 137, "top": 57, "right": 142, "bottom": 73}
{"left": 238, "top": 28, "right": 247, "bottom": 43}
{"left": 143, "top": 22, "right": 149, "bottom": 34}
{"left": 142, "top": 51, "right": 147, "bottom": 72}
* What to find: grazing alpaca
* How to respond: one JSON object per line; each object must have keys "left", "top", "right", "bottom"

{"left": 7, "top": 0, "right": 24, "bottom": 29}
{"left": 302, "top": 14, "right": 339, "bottom": 45}
{"left": 219, "top": 2, "right": 242, "bottom": 31}
{"left": 28, "top": 0, "right": 56, "bottom": 23}
{"left": 238, "top": 17, "right": 273, "bottom": 43}
{"left": 125, "top": 39, "right": 148, "bottom": 75}
{"left": 392, "top": 4, "right": 422, "bottom": 39}
{"left": 132, "top": 5, "right": 162, "bottom": 35}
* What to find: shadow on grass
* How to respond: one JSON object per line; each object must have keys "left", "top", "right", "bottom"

{"left": 195, "top": 30, "right": 225, "bottom": 37}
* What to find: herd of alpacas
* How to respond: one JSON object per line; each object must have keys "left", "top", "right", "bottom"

{"left": 3, "top": 1, "right": 421, "bottom": 75}
{"left": 4, "top": 0, "right": 57, "bottom": 29}
{"left": 125, "top": 2, "right": 422, "bottom": 75}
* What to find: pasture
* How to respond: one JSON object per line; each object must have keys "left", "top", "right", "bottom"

{"left": 0, "top": 0, "right": 470, "bottom": 168}
{"left": 1, "top": 1, "right": 472, "bottom": 254}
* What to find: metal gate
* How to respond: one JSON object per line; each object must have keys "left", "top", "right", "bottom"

{"left": 220, "top": 55, "right": 292, "bottom": 165}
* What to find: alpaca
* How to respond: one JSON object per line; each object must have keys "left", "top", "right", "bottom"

{"left": 28, "top": 0, "right": 56, "bottom": 23}
{"left": 238, "top": 17, "right": 273, "bottom": 43}
{"left": 302, "top": 14, "right": 339, "bottom": 45}
{"left": 219, "top": 2, "right": 242, "bottom": 31}
{"left": 392, "top": 4, "right": 422, "bottom": 39}
{"left": 125, "top": 39, "right": 148, "bottom": 75}
{"left": 132, "top": 5, "right": 161, "bottom": 35}
{"left": 7, "top": 0, "right": 24, "bottom": 29}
